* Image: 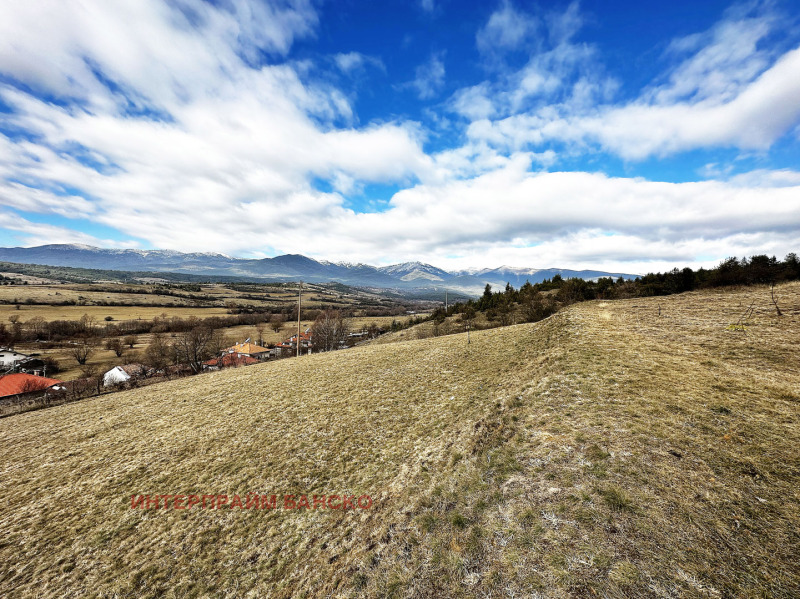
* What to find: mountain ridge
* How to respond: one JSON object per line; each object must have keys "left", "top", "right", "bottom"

{"left": 0, "top": 244, "right": 639, "bottom": 293}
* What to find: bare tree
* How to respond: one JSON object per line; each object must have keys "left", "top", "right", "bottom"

{"left": 462, "top": 305, "right": 476, "bottom": 343}
{"left": 18, "top": 376, "right": 54, "bottom": 407}
{"left": 270, "top": 314, "right": 285, "bottom": 334}
{"left": 254, "top": 322, "right": 266, "bottom": 347}
{"left": 26, "top": 316, "right": 47, "bottom": 340}
{"left": 71, "top": 338, "right": 96, "bottom": 365}
{"left": 311, "top": 310, "right": 349, "bottom": 352}
{"left": 143, "top": 333, "right": 171, "bottom": 376}
{"left": 79, "top": 364, "right": 103, "bottom": 396}
{"left": 173, "top": 326, "right": 224, "bottom": 373}
{"left": 770, "top": 283, "right": 783, "bottom": 316}
{"left": 123, "top": 334, "right": 138, "bottom": 349}
{"left": 104, "top": 338, "right": 126, "bottom": 357}
{"left": 367, "top": 323, "right": 380, "bottom": 339}
{"left": 79, "top": 313, "right": 97, "bottom": 336}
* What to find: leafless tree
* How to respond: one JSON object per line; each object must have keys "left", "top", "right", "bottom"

{"left": 311, "top": 310, "right": 349, "bottom": 352}
{"left": 70, "top": 338, "right": 96, "bottom": 365}
{"left": 770, "top": 283, "right": 783, "bottom": 316}
{"left": 173, "top": 326, "right": 224, "bottom": 373}
{"left": 78, "top": 364, "right": 103, "bottom": 396}
{"left": 270, "top": 313, "right": 285, "bottom": 334}
{"left": 123, "top": 334, "right": 138, "bottom": 348}
{"left": 254, "top": 322, "right": 266, "bottom": 346}
{"left": 26, "top": 316, "right": 47, "bottom": 340}
{"left": 79, "top": 313, "right": 97, "bottom": 336}
{"left": 105, "top": 338, "right": 126, "bottom": 357}
{"left": 143, "top": 333, "right": 171, "bottom": 376}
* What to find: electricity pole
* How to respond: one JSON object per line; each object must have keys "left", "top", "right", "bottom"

{"left": 297, "top": 281, "right": 302, "bottom": 358}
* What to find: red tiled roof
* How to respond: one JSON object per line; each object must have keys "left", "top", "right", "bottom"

{"left": 204, "top": 354, "right": 259, "bottom": 368}
{"left": 0, "top": 373, "right": 64, "bottom": 398}
{"left": 224, "top": 342, "right": 270, "bottom": 355}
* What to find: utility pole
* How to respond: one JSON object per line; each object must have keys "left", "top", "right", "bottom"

{"left": 297, "top": 281, "right": 302, "bottom": 358}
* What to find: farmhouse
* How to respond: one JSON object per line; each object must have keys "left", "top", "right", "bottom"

{"left": 0, "top": 348, "right": 29, "bottom": 369}
{"left": 16, "top": 357, "right": 48, "bottom": 377}
{"left": 223, "top": 342, "right": 270, "bottom": 360}
{"left": 0, "top": 373, "right": 65, "bottom": 399}
{"left": 203, "top": 354, "right": 259, "bottom": 370}
{"left": 275, "top": 330, "right": 313, "bottom": 357}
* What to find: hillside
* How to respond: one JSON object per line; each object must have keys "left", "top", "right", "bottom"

{"left": 1, "top": 283, "right": 799, "bottom": 598}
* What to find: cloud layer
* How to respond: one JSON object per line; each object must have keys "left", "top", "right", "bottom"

{"left": 0, "top": 0, "right": 799, "bottom": 272}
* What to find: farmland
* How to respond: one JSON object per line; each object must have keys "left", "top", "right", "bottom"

{"left": 0, "top": 282, "right": 798, "bottom": 597}
{"left": 1, "top": 276, "right": 429, "bottom": 383}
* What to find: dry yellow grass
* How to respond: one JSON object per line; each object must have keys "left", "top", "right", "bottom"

{"left": 0, "top": 281, "right": 368, "bottom": 322}
{"left": 1, "top": 303, "right": 232, "bottom": 322}
{"left": 1, "top": 283, "right": 798, "bottom": 598}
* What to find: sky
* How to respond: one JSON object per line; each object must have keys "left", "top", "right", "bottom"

{"left": 0, "top": 0, "right": 799, "bottom": 273}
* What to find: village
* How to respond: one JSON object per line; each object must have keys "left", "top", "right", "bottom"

{"left": 0, "top": 324, "right": 377, "bottom": 416}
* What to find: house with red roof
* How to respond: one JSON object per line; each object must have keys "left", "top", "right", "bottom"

{"left": 223, "top": 342, "right": 270, "bottom": 360}
{"left": 274, "top": 329, "right": 313, "bottom": 357}
{"left": 203, "top": 353, "right": 259, "bottom": 370}
{"left": 0, "top": 373, "right": 65, "bottom": 399}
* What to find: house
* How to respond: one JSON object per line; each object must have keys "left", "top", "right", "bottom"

{"left": 102, "top": 364, "right": 147, "bottom": 387}
{"left": 0, "top": 373, "right": 65, "bottom": 399}
{"left": 203, "top": 353, "right": 259, "bottom": 370}
{"left": 275, "top": 330, "right": 313, "bottom": 356}
{"left": 0, "top": 348, "right": 29, "bottom": 369}
{"left": 16, "top": 357, "right": 48, "bottom": 377}
{"left": 223, "top": 342, "right": 271, "bottom": 360}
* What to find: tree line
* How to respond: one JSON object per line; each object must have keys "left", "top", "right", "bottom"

{"left": 433, "top": 253, "right": 800, "bottom": 331}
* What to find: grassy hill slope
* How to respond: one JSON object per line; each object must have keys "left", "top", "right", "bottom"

{"left": 1, "top": 283, "right": 799, "bottom": 598}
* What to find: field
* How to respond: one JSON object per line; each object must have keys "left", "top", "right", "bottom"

{"left": 1, "top": 283, "right": 798, "bottom": 597}
{"left": 0, "top": 280, "right": 380, "bottom": 320}
{"left": 2, "top": 280, "right": 419, "bottom": 382}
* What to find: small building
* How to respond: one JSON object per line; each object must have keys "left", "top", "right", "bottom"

{"left": 0, "top": 373, "right": 65, "bottom": 399}
{"left": 203, "top": 353, "right": 259, "bottom": 370}
{"left": 223, "top": 342, "right": 271, "bottom": 360}
{"left": 276, "top": 330, "right": 313, "bottom": 356}
{"left": 16, "top": 357, "right": 48, "bottom": 377}
{"left": 0, "top": 349, "right": 29, "bottom": 369}
{"left": 102, "top": 364, "right": 147, "bottom": 387}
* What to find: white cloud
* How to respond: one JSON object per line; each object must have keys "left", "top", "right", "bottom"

{"left": 448, "top": 84, "right": 496, "bottom": 120}
{"left": 333, "top": 52, "right": 384, "bottom": 74}
{"left": 655, "top": 11, "right": 774, "bottom": 103}
{"left": 568, "top": 45, "right": 800, "bottom": 158}
{"left": 476, "top": 1, "right": 538, "bottom": 54}
{"left": 458, "top": 2, "right": 800, "bottom": 160}
{"left": 0, "top": 0, "right": 798, "bottom": 275}
{"left": 409, "top": 52, "right": 446, "bottom": 100}
{"left": 0, "top": 211, "right": 132, "bottom": 249}
{"left": 0, "top": 0, "right": 437, "bottom": 255}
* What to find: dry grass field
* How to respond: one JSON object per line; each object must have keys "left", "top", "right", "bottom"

{"left": 2, "top": 304, "right": 234, "bottom": 322}
{"left": 0, "top": 281, "right": 385, "bottom": 322}
{"left": 3, "top": 280, "right": 406, "bottom": 382}
{"left": 1, "top": 283, "right": 798, "bottom": 598}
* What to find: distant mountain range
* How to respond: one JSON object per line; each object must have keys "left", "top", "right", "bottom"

{"left": 0, "top": 244, "right": 639, "bottom": 294}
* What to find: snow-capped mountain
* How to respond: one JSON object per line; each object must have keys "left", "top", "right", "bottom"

{"left": 0, "top": 244, "right": 639, "bottom": 293}
{"left": 377, "top": 262, "right": 450, "bottom": 281}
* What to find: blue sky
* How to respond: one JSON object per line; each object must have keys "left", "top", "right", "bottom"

{"left": 0, "top": 0, "right": 799, "bottom": 272}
